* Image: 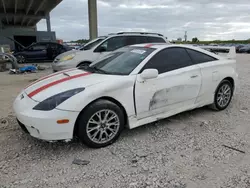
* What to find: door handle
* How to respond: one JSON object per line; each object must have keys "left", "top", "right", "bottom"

{"left": 190, "top": 75, "right": 198, "bottom": 78}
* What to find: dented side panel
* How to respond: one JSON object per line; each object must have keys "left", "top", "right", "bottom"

{"left": 149, "top": 84, "right": 199, "bottom": 110}
{"left": 134, "top": 65, "right": 202, "bottom": 120}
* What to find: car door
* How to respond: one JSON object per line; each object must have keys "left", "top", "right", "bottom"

{"left": 26, "top": 43, "right": 47, "bottom": 60}
{"left": 57, "top": 44, "right": 67, "bottom": 54}
{"left": 47, "top": 43, "right": 63, "bottom": 60}
{"left": 93, "top": 36, "right": 127, "bottom": 61}
{"left": 134, "top": 47, "right": 202, "bottom": 119}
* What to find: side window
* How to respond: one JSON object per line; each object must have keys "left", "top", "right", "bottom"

{"left": 56, "top": 44, "right": 63, "bottom": 50}
{"left": 49, "top": 43, "right": 57, "bottom": 49}
{"left": 141, "top": 47, "right": 193, "bottom": 74}
{"left": 126, "top": 36, "right": 137, "bottom": 45}
{"left": 97, "top": 36, "right": 126, "bottom": 52}
{"left": 125, "top": 36, "right": 148, "bottom": 46}
{"left": 186, "top": 49, "right": 217, "bottom": 64}
{"left": 136, "top": 36, "right": 148, "bottom": 44}
{"left": 147, "top": 37, "right": 165, "bottom": 43}
{"left": 30, "top": 44, "right": 47, "bottom": 51}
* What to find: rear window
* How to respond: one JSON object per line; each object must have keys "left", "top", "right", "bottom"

{"left": 186, "top": 49, "right": 217, "bottom": 64}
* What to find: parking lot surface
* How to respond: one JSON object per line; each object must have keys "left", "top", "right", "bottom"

{"left": 1, "top": 55, "right": 250, "bottom": 188}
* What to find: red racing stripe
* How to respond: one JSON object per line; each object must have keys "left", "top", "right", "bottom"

{"left": 25, "top": 68, "right": 77, "bottom": 89}
{"left": 28, "top": 72, "right": 91, "bottom": 98}
{"left": 144, "top": 44, "right": 154, "bottom": 48}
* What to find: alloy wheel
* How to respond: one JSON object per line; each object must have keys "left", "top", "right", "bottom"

{"left": 216, "top": 83, "right": 232, "bottom": 108}
{"left": 86, "top": 109, "right": 120, "bottom": 144}
{"left": 18, "top": 55, "right": 25, "bottom": 63}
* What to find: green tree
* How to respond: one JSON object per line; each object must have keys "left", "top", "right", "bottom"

{"left": 192, "top": 37, "right": 199, "bottom": 43}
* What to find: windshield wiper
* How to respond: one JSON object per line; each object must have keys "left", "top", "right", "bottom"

{"left": 92, "top": 67, "right": 110, "bottom": 74}
{"left": 78, "top": 65, "right": 109, "bottom": 74}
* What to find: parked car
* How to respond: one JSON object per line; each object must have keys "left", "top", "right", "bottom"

{"left": 14, "top": 44, "right": 237, "bottom": 148}
{"left": 68, "top": 45, "right": 81, "bottom": 50}
{"left": 52, "top": 32, "right": 169, "bottom": 72}
{"left": 13, "top": 42, "right": 72, "bottom": 63}
{"left": 235, "top": 44, "right": 245, "bottom": 53}
{"left": 238, "top": 45, "right": 250, "bottom": 53}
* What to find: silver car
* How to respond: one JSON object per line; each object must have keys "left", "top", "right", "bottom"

{"left": 52, "top": 32, "right": 169, "bottom": 72}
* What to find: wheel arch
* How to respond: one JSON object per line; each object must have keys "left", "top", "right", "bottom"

{"left": 73, "top": 96, "right": 129, "bottom": 137}
{"left": 214, "top": 77, "right": 235, "bottom": 95}
{"left": 77, "top": 61, "right": 92, "bottom": 67}
{"left": 222, "top": 77, "right": 235, "bottom": 90}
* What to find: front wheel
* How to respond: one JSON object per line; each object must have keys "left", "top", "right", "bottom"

{"left": 211, "top": 80, "right": 233, "bottom": 111}
{"left": 77, "top": 62, "right": 91, "bottom": 68}
{"left": 77, "top": 100, "right": 125, "bottom": 148}
{"left": 17, "top": 55, "right": 26, "bottom": 64}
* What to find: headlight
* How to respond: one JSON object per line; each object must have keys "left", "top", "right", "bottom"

{"left": 33, "top": 88, "right": 85, "bottom": 111}
{"left": 60, "top": 53, "right": 76, "bottom": 62}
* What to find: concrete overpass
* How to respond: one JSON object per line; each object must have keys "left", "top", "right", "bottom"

{"left": 0, "top": 0, "right": 63, "bottom": 31}
{"left": 0, "top": 0, "right": 63, "bottom": 50}
{"left": 0, "top": 0, "right": 98, "bottom": 49}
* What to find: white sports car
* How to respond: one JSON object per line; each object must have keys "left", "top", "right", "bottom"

{"left": 13, "top": 44, "right": 237, "bottom": 148}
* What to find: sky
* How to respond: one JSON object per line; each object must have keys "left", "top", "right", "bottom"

{"left": 37, "top": 0, "right": 250, "bottom": 41}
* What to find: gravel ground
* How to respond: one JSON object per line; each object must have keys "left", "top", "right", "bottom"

{"left": 1, "top": 55, "right": 250, "bottom": 188}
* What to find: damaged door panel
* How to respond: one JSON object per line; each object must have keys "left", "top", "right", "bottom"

{"left": 149, "top": 84, "right": 199, "bottom": 110}
{"left": 135, "top": 65, "right": 202, "bottom": 120}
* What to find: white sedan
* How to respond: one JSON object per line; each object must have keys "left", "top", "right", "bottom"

{"left": 13, "top": 44, "right": 237, "bottom": 148}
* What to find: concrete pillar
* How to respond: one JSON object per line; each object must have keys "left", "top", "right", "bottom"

{"left": 88, "top": 0, "right": 98, "bottom": 39}
{"left": 46, "top": 13, "right": 51, "bottom": 32}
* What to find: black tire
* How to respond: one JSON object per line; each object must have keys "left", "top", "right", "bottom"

{"left": 17, "top": 55, "right": 26, "bottom": 64}
{"left": 77, "top": 62, "right": 91, "bottom": 68}
{"left": 77, "top": 100, "right": 125, "bottom": 148}
{"left": 210, "top": 80, "right": 233, "bottom": 111}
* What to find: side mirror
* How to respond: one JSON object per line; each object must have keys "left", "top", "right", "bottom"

{"left": 98, "top": 46, "right": 107, "bottom": 53}
{"left": 140, "top": 69, "right": 158, "bottom": 80}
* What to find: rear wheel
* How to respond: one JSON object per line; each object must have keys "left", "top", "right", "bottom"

{"left": 211, "top": 80, "right": 233, "bottom": 111}
{"left": 77, "top": 100, "right": 125, "bottom": 148}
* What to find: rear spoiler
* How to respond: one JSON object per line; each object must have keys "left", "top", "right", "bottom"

{"left": 199, "top": 46, "right": 236, "bottom": 59}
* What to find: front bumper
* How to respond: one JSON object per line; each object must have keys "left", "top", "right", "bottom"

{"left": 52, "top": 59, "right": 77, "bottom": 72}
{"left": 13, "top": 91, "right": 79, "bottom": 141}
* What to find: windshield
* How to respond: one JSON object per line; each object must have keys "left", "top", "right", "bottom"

{"left": 80, "top": 37, "right": 107, "bottom": 51}
{"left": 85, "top": 47, "right": 155, "bottom": 75}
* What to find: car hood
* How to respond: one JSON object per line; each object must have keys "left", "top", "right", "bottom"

{"left": 55, "top": 49, "right": 91, "bottom": 60}
{"left": 55, "top": 50, "right": 77, "bottom": 59}
{"left": 24, "top": 68, "right": 113, "bottom": 102}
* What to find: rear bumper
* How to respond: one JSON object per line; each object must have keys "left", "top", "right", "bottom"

{"left": 13, "top": 91, "right": 79, "bottom": 141}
